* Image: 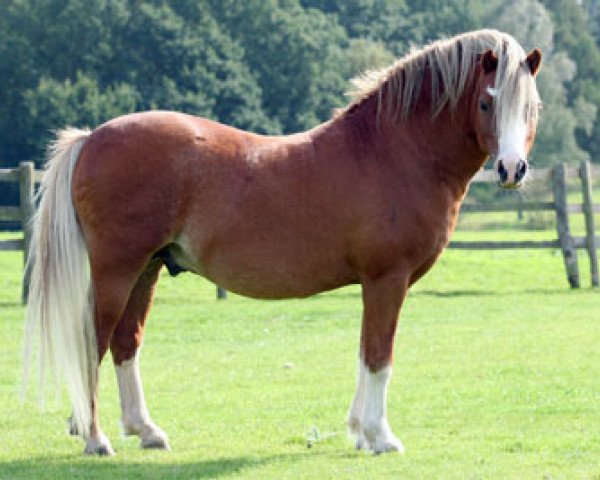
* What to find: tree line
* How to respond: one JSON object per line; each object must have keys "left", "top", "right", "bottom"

{"left": 1, "top": 0, "right": 599, "bottom": 195}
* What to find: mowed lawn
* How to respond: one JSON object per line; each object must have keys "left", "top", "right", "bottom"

{"left": 0, "top": 230, "right": 599, "bottom": 479}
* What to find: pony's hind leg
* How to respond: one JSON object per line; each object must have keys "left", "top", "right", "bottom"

{"left": 74, "top": 247, "right": 154, "bottom": 455}
{"left": 68, "top": 380, "right": 115, "bottom": 455}
{"left": 110, "top": 259, "right": 169, "bottom": 449}
{"left": 85, "top": 395, "right": 115, "bottom": 455}
{"left": 63, "top": 285, "right": 114, "bottom": 455}
{"left": 65, "top": 348, "right": 113, "bottom": 455}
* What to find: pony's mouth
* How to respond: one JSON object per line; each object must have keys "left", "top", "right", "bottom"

{"left": 500, "top": 181, "right": 521, "bottom": 190}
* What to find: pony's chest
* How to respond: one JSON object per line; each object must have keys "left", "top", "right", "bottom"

{"left": 356, "top": 192, "right": 460, "bottom": 276}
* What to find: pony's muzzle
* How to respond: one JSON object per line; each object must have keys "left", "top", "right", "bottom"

{"left": 496, "top": 158, "right": 528, "bottom": 189}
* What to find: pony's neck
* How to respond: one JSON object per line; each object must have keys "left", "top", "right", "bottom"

{"left": 398, "top": 92, "right": 487, "bottom": 188}
{"left": 335, "top": 76, "right": 487, "bottom": 197}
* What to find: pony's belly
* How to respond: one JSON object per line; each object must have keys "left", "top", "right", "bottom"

{"left": 192, "top": 245, "right": 357, "bottom": 299}
{"left": 213, "top": 270, "right": 356, "bottom": 299}
{"left": 216, "top": 258, "right": 357, "bottom": 299}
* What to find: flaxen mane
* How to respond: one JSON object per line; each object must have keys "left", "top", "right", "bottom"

{"left": 345, "top": 29, "right": 540, "bottom": 136}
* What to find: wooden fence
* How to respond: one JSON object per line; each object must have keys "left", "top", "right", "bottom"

{"left": 0, "top": 162, "right": 36, "bottom": 301}
{"left": 1, "top": 161, "right": 599, "bottom": 303}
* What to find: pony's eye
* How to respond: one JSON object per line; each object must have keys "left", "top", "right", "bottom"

{"left": 479, "top": 101, "right": 490, "bottom": 112}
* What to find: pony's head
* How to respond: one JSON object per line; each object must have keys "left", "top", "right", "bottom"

{"left": 344, "top": 29, "right": 542, "bottom": 187}
{"left": 471, "top": 44, "right": 542, "bottom": 188}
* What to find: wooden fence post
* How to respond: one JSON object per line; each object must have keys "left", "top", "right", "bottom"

{"left": 216, "top": 286, "right": 227, "bottom": 300}
{"left": 553, "top": 164, "right": 580, "bottom": 288}
{"left": 19, "top": 161, "right": 35, "bottom": 302}
{"left": 580, "top": 160, "right": 599, "bottom": 287}
{"left": 517, "top": 194, "right": 523, "bottom": 221}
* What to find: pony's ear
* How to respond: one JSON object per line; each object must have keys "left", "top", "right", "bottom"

{"left": 481, "top": 49, "right": 498, "bottom": 74}
{"left": 526, "top": 48, "right": 542, "bottom": 77}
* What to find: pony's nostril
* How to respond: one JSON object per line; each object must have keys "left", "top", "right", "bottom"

{"left": 515, "top": 159, "right": 527, "bottom": 183}
{"left": 497, "top": 160, "right": 508, "bottom": 183}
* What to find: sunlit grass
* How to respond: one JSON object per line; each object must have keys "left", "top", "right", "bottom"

{"left": 1, "top": 229, "right": 599, "bottom": 479}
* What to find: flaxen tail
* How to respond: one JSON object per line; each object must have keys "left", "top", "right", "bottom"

{"left": 23, "top": 127, "right": 96, "bottom": 438}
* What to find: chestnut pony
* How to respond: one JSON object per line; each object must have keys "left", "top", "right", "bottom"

{"left": 24, "top": 29, "right": 542, "bottom": 455}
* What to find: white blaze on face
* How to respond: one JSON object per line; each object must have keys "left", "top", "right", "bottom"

{"left": 495, "top": 116, "right": 529, "bottom": 185}
{"left": 498, "top": 115, "right": 528, "bottom": 161}
{"left": 488, "top": 84, "right": 532, "bottom": 187}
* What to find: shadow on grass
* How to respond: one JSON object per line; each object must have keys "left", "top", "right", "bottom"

{"left": 322, "top": 287, "right": 572, "bottom": 300}
{"left": 0, "top": 452, "right": 314, "bottom": 480}
{"left": 410, "top": 289, "right": 495, "bottom": 298}
{"left": 411, "top": 287, "right": 576, "bottom": 298}
{"left": 0, "top": 301, "right": 23, "bottom": 308}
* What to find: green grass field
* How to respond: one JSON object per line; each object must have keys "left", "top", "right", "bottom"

{"left": 1, "top": 227, "right": 599, "bottom": 479}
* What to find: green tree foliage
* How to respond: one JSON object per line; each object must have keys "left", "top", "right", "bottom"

{"left": 0, "top": 0, "right": 277, "bottom": 166}
{"left": 588, "top": 0, "right": 600, "bottom": 43}
{"left": 301, "top": 0, "right": 413, "bottom": 54}
{"left": 207, "top": 0, "right": 350, "bottom": 132}
{"left": 538, "top": 0, "right": 600, "bottom": 162}
{"left": 23, "top": 73, "right": 137, "bottom": 157}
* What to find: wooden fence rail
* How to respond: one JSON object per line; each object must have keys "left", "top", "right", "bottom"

{"left": 2, "top": 161, "right": 599, "bottom": 303}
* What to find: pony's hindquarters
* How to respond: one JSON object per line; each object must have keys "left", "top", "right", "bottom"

{"left": 23, "top": 127, "right": 97, "bottom": 439}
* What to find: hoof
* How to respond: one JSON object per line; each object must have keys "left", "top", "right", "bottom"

{"left": 355, "top": 435, "right": 368, "bottom": 451}
{"left": 372, "top": 435, "right": 404, "bottom": 455}
{"left": 84, "top": 435, "right": 115, "bottom": 456}
{"left": 140, "top": 429, "right": 170, "bottom": 450}
{"left": 362, "top": 421, "right": 404, "bottom": 455}
{"left": 141, "top": 437, "right": 170, "bottom": 450}
{"left": 125, "top": 421, "right": 170, "bottom": 450}
{"left": 95, "top": 444, "right": 116, "bottom": 456}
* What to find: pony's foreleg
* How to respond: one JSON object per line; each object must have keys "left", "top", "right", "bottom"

{"left": 351, "top": 273, "right": 407, "bottom": 454}
{"left": 111, "top": 260, "right": 169, "bottom": 450}
{"left": 361, "top": 362, "right": 401, "bottom": 454}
